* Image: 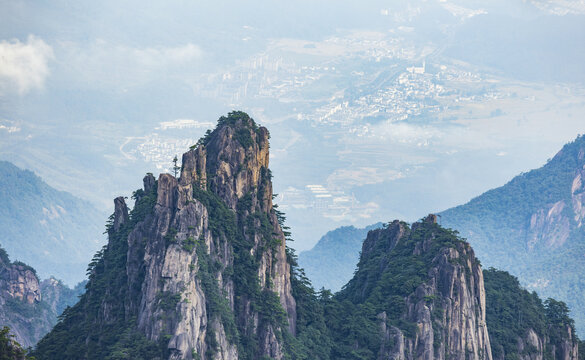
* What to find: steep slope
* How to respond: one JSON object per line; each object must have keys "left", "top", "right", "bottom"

{"left": 484, "top": 268, "right": 579, "bottom": 360}
{"left": 0, "top": 326, "right": 31, "bottom": 360}
{"left": 0, "top": 161, "right": 105, "bottom": 285}
{"left": 325, "top": 215, "right": 492, "bottom": 360}
{"left": 440, "top": 135, "right": 585, "bottom": 334}
{"left": 0, "top": 246, "right": 84, "bottom": 348}
{"left": 298, "top": 223, "right": 383, "bottom": 292}
{"left": 34, "top": 112, "right": 297, "bottom": 360}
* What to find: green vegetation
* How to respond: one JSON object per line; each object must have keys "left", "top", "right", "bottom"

{"left": 0, "top": 161, "right": 104, "bottom": 285}
{"left": 275, "top": 207, "right": 332, "bottom": 360}
{"left": 195, "top": 111, "right": 266, "bottom": 150}
{"left": 29, "top": 114, "right": 585, "bottom": 360}
{"left": 319, "top": 220, "right": 467, "bottom": 359}
{"left": 282, "top": 254, "right": 333, "bottom": 360}
{"left": 195, "top": 241, "right": 238, "bottom": 347}
{"left": 33, "top": 182, "right": 160, "bottom": 360}
{"left": 182, "top": 236, "right": 197, "bottom": 252}
{"left": 297, "top": 223, "right": 383, "bottom": 292}
{"left": 172, "top": 155, "right": 180, "bottom": 178}
{"left": 0, "top": 326, "right": 31, "bottom": 360}
{"left": 440, "top": 135, "right": 585, "bottom": 334}
{"left": 0, "top": 246, "right": 9, "bottom": 264}
{"left": 192, "top": 184, "right": 288, "bottom": 359}
{"left": 155, "top": 291, "right": 181, "bottom": 311}
{"left": 484, "top": 268, "right": 582, "bottom": 359}
{"left": 484, "top": 268, "right": 548, "bottom": 359}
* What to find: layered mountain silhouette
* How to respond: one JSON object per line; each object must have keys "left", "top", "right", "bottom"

{"left": 25, "top": 113, "right": 582, "bottom": 359}
{"left": 0, "top": 161, "right": 104, "bottom": 285}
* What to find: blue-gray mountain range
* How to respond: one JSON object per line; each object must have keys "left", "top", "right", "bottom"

{"left": 0, "top": 161, "right": 105, "bottom": 284}
{"left": 299, "top": 135, "right": 585, "bottom": 335}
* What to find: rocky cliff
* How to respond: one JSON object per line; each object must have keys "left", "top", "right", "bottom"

{"left": 0, "top": 247, "right": 48, "bottom": 348}
{"left": 31, "top": 112, "right": 583, "bottom": 359}
{"left": 330, "top": 215, "right": 492, "bottom": 360}
{"left": 0, "top": 247, "right": 86, "bottom": 349}
{"left": 440, "top": 135, "right": 585, "bottom": 335}
{"left": 34, "top": 112, "right": 296, "bottom": 360}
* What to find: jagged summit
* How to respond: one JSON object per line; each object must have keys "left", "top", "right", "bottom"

{"left": 33, "top": 114, "right": 583, "bottom": 359}
{"left": 180, "top": 111, "right": 272, "bottom": 211}
{"left": 333, "top": 216, "right": 492, "bottom": 360}
{"left": 35, "top": 112, "right": 295, "bottom": 360}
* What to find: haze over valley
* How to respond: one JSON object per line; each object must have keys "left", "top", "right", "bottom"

{"left": 2, "top": 0, "right": 585, "bottom": 251}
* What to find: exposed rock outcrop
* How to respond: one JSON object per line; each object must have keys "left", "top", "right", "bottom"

{"left": 490, "top": 325, "right": 579, "bottom": 360}
{"left": 0, "top": 250, "right": 47, "bottom": 347}
{"left": 35, "top": 112, "right": 296, "bottom": 360}
{"left": 385, "top": 217, "right": 491, "bottom": 360}
{"left": 124, "top": 113, "right": 296, "bottom": 358}
{"left": 0, "top": 263, "right": 41, "bottom": 305}
{"left": 341, "top": 215, "right": 492, "bottom": 360}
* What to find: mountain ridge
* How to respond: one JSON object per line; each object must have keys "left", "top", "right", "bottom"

{"left": 0, "top": 160, "right": 105, "bottom": 285}
{"left": 296, "top": 134, "right": 585, "bottom": 336}
{"left": 0, "top": 245, "right": 85, "bottom": 347}
{"left": 298, "top": 222, "right": 383, "bottom": 292}
{"left": 34, "top": 112, "right": 298, "bottom": 359}
{"left": 440, "top": 134, "right": 585, "bottom": 335}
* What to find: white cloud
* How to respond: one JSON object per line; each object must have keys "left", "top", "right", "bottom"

{"left": 0, "top": 35, "right": 54, "bottom": 95}
{"left": 0, "top": 124, "right": 20, "bottom": 133}
{"left": 322, "top": 200, "right": 380, "bottom": 222}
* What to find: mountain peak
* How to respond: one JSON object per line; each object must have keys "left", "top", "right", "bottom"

{"left": 334, "top": 218, "right": 492, "bottom": 359}
{"left": 181, "top": 111, "right": 271, "bottom": 211}
{"left": 35, "top": 112, "right": 295, "bottom": 359}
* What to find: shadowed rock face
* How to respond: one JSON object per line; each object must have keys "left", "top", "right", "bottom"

{"left": 342, "top": 215, "right": 492, "bottom": 360}
{"left": 385, "top": 218, "right": 491, "bottom": 360}
{"left": 40, "top": 113, "right": 296, "bottom": 360}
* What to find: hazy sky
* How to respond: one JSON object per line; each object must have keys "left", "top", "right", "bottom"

{"left": 1, "top": 0, "right": 585, "bottom": 251}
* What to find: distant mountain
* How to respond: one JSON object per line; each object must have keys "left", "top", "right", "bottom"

{"left": 300, "top": 135, "right": 585, "bottom": 336}
{"left": 298, "top": 223, "right": 383, "bottom": 292}
{"left": 440, "top": 134, "right": 585, "bottom": 335}
{"left": 0, "top": 161, "right": 105, "bottom": 284}
{"left": 0, "top": 245, "right": 85, "bottom": 347}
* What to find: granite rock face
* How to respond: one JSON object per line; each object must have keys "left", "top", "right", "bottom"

{"left": 0, "top": 263, "right": 41, "bottom": 305}
{"left": 348, "top": 215, "right": 492, "bottom": 360}
{"left": 492, "top": 326, "right": 579, "bottom": 360}
{"left": 70, "top": 113, "right": 296, "bottom": 359}
{"left": 0, "top": 252, "right": 47, "bottom": 347}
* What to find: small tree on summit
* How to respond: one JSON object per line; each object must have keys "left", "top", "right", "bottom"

{"left": 172, "top": 155, "right": 180, "bottom": 178}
